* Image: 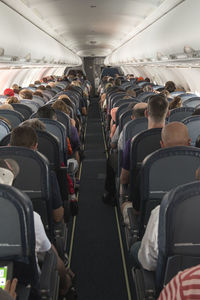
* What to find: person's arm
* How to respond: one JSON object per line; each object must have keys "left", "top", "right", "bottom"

{"left": 120, "top": 139, "right": 131, "bottom": 184}
{"left": 138, "top": 206, "right": 160, "bottom": 271}
{"left": 120, "top": 168, "right": 130, "bottom": 185}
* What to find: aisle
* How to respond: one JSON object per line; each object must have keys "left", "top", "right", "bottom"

{"left": 70, "top": 97, "right": 132, "bottom": 300}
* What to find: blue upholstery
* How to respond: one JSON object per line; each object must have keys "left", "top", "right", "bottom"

{"left": 182, "top": 115, "right": 200, "bottom": 145}
{"left": 11, "top": 103, "right": 33, "bottom": 119}
{"left": 20, "top": 100, "right": 40, "bottom": 112}
{"left": 157, "top": 181, "right": 200, "bottom": 292}
{"left": 118, "top": 110, "right": 133, "bottom": 134}
{"left": 0, "top": 120, "right": 10, "bottom": 141}
{"left": 0, "top": 109, "right": 24, "bottom": 128}
{"left": 139, "top": 146, "right": 200, "bottom": 236}
{"left": 182, "top": 97, "right": 200, "bottom": 108}
{"left": 168, "top": 107, "right": 195, "bottom": 122}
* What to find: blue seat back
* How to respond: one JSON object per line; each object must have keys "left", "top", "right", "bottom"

{"left": 156, "top": 181, "right": 200, "bottom": 293}
{"left": 182, "top": 97, "right": 200, "bottom": 108}
{"left": 168, "top": 107, "right": 195, "bottom": 122}
{"left": 0, "top": 109, "right": 24, "bottom": 128}
{"left": 182, "top": 115, "right": 200, "bottom": 145}
{"left": 119, "top": 110, "right": 133, "bottom": 134}
{"left": 140, "top": 147, "right": 200, "bottom": 236}
{"left": 0, "top": 120, "right": 10, "bottom": 141}
{"left": 11, "top": 103, "right": 33, "bottom": 120}
{"left": 20, "top": 100, "right": 40, "bottom": 112}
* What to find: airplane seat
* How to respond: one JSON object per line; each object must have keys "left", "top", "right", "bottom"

{"left": 0, "top": 119, "right": 11, "bottom": 142}
{"left": 113, "top": 98, "right": 139, "bottom": 109}
{"left": 32, "top": 95, "right": 46, "bottom": 105}
{"left": 20, "top": 100, "right": 40, "bottom": 112}
{"left": 110, "top": 92, "right": 127, "bottom": 111}
{"left": 118, "top": 118, "right": 148, "bottom": 177}
{"left": 182, "top": 96, "right": 200, "bottom": 108}
{"left": 0, "top": 109, "right": 24, "bottom": 128}
{"left": 115, "top": 101, "right": 138, "bottom": 127}
{"left": 182, "top": 115, "right": 200, "bottom": 145}
{"left": 133, "top": 181, "right": 200, "bottom": 299}
{"left": 37, "top": 118, "right": 68, "bottom": 165}
{"left": 118, "top": 110, "right": 133, "bottom": 134}
{"left": 170, "top": 91, "right": 185, "bottom": 97}
{"left": 180, "top": 93, "right": 197, "bottom": 101}
{"left": 137, "top": 92, "right": 155, "bottom": 102}
{"left": 0, "top": 131, "right": 70, "bottom": 223}
{"left": 168, "top": 106, "right": 195, "bottom": 122}
{"left": 129, "top": 146, "right": 200, "bottom": 245}
{"left": 54, "top": 110, "right": 72, "bottom": 139}
{"left": 0, "top": 183, "right": 59, "bottom": 300}
{"left": 11, "top": 103, "right": 33, "bottom": 120}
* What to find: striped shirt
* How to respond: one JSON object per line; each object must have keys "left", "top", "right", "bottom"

{"left": 158, "top": 265, "right": 200, "bottom": 300}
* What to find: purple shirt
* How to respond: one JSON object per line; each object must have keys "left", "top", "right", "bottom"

{"left": 122, "top": 138, "right": 131, "bottom": 170}
{"left": 70, "top": 125, "right": 80, "bottom": 152}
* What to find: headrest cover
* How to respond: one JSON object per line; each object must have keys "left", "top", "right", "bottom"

{"left": 0, "top": 167, "right": 14, "bottom": 185}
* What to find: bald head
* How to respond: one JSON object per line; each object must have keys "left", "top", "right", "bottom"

{"left": 161, "top": 122, "right": 191, "bottom": 148}
{"left": 132, "top": 102, "right": 147, "bottom": 119}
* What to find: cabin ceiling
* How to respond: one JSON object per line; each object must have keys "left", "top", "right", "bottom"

{"left": 3, "top": 0, "right": 165, "bottom": 57}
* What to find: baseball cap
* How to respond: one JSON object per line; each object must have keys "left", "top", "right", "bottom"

{"left": 3, "top": 88, "right": 15, "bottom": 97}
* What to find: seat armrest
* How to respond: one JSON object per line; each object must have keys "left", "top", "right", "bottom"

{"left": 16, "top": 283, "right": 30, "bottom": 300}
{"left": 40, "top": 248, "right": 58, "bottom": 298}
{"left": 133, "top": 268, "right": 156, "bottom": 300}
{"left": 127, "top": 207, "right": 139, "bottom": 237}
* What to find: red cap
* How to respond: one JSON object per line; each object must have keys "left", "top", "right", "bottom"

{"left": 4, "top": 88, "right": 14, "bottom": 96}
{"left": 137, "top": 76, "right": 144, "bottom": 82}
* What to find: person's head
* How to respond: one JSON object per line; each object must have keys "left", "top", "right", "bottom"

{"left": 143, "top": 85, "right": 153, "bottom": 92}
{"left": 132, "top": 103, "right": 147, "bottom": 119}
{"left": 51, "top": 100, "right": 70, "bottom": 115}
{"left": 3, "top": 88, "right": 14, "bottom": 97}
{"left": 192, "top": 108, "right": 200, "bottom": 116}
{"left": 34, "top": 91, "right": 43, "bottom": 98}
{"left": 160, "top": 122, "right": 191, "bottom": 148}
{"left": 0, "top": 104, "right": 14, "bottom": 110}
{"left": 19, "top": 89, "right": 33, "bottom": 100}
{"left": 5, "top": 96, "right": 20, "bottom": 104}
{"left": 12, "top": 84, "right": 19, "bottom": 90}
{"left": 146, "top": 94, "right": 169, "bottom": 127}
{"left": 168, "top": 96, "right": 182, "bottom": 110}
{"left": 9, "top": 126, "right": 38, "bottom": 150}
{"left": 36, "top": 105, "right": 57, "bottom": 120}
{"left": 126, "top": 89, "right": 136, "bottom": 98}
{"left": 165, "top": 81, "right": 176, "bottom": 93}
{"left": 20, "top": 118, "right": 46, "bottom": 131}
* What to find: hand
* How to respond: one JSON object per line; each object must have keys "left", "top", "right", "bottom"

{"left": 4, "top": 278, "right": 18, "bottom": 300}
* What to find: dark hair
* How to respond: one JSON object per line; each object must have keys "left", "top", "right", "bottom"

{"left": 168, "top": 96, "right": 182, "bottom": 110}
{"left": 192, "top": 108, "right": 200, "bottom": 116}
{"left": 19, "top": 89, "right": 33, "bottom": 99}
{"left": 36, "top": 106, "right": 57, "bottom": 119}
{"left": 165, "top": 81, "right": 176, "bottom": 93}
{"left": 147, "top": 94, "right": 169, "bottom": 122}
{"left": 10, "top": 126, "right": 37, "bottom": 148}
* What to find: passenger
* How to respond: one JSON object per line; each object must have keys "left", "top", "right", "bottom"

{"left": 51, "top": 99, "right": 75, "bottom": 127}
{"left": 0, "top": 160, "right": 76, "bottom": 298}
{"left": 164, "top": 80, "right": 176, "bottom": 93}
{"left": 129, "top": 122, "right": 191, "bottom": 270}
{"left": 20, "top": 118, "right": 46, "bottom": 131}
{"left": 0, "top": 103, "right": 14, "bottom": 110}
{"left": 33, "top": 91, "right": 44, "bottom": 98}
{"left": 111, "top": 102, "right": 147, "bottom": 150}
{"left": 158, "top": 264, "right": 200, "bottom": 299}
{"left": 9, "top": 126, "right": 64, "bottom": 223}
{"left": 120, "top": 94, "right": 169, "bottom": 185}
{"left": 5, "top": 96, "right": 20, "bottom": 104}
{"left": 19, "top": 89, "right": 33, "bottom": 100}
{"left": 168, "top": 96, "right": 182, "bottom": 110}
{"left": 102, "top": 102, "right": 148, "bottom": 205}
{"left": 3, "top": 88, "right": 14, "bottom": 97}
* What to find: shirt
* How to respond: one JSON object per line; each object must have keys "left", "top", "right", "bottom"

{"left": 138, "top": 205, "right": 160, "bottom": 271}
{"left": 158, "top": 264, "right": 200, "bottom": 300}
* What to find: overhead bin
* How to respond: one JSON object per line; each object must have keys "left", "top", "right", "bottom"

{"left": 0, "top": 2, "right": 82, "bottom": 67}
{"left": 105, "top": 0, "right": 200, "bottom": 66}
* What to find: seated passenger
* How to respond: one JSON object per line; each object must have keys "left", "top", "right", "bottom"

{"left": 129, "top": 122, "right": 191, "bottom": 270}
{"left": 158, "top": 264, "right": 200, "bottom": 299}
{"left": 19, "top": 89, "right": 33, "bottom": 100}
{"left": 9, "top": 126, "right": 64, "bottom": 223}
{"left": 0, "top": 103, "right": 14, "bottom": 110}
{"left": 120, "top": 94, "right": 169, "bottom": 185}
{"left": 164, "top": 80, "right": 176, "bottom": 93}
{"left": 3, "top": 88, "right": 14, "bottom": 97}
{"left": 0, "top": 278, "right": 17, "bottom": 300}
{"left": 5, "top": 96, "right": 20, "bottom": 104}
{"left": 0, "top": 160, "right": 76, "bottom": 297}
{"left": 168, "top": 96, "right": 182, "bottom": 110}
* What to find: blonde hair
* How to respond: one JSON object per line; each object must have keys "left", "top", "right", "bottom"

{"left": 6, "top": 96, "right": 20, "bottom": 104}
{"left": 52, "top": 100, "right": 70, "bottom": 115}
{"left": 19, "top": 89, "right": 33, "bottom": 100}
{"left": 0, "top": 103, "right": 14, "bottom": 110}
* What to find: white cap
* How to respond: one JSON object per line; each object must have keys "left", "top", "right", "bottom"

{"left": 0, "top": 168, "right": 14, "bottom": 185}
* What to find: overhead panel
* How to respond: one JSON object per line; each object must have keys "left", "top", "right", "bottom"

{"left": 2, "top": 0, "right": 165, "bottom": 57}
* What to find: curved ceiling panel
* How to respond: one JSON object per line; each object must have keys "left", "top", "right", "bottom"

{"left": 2, "top": 0, "right": 165, "bottom": 58}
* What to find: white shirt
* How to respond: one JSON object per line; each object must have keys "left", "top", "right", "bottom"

{"left": 33, "top": 212, "right": 51, "bottom": 253}
{"left": 138, "top": 205, "right": 160, "bottom": 271}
